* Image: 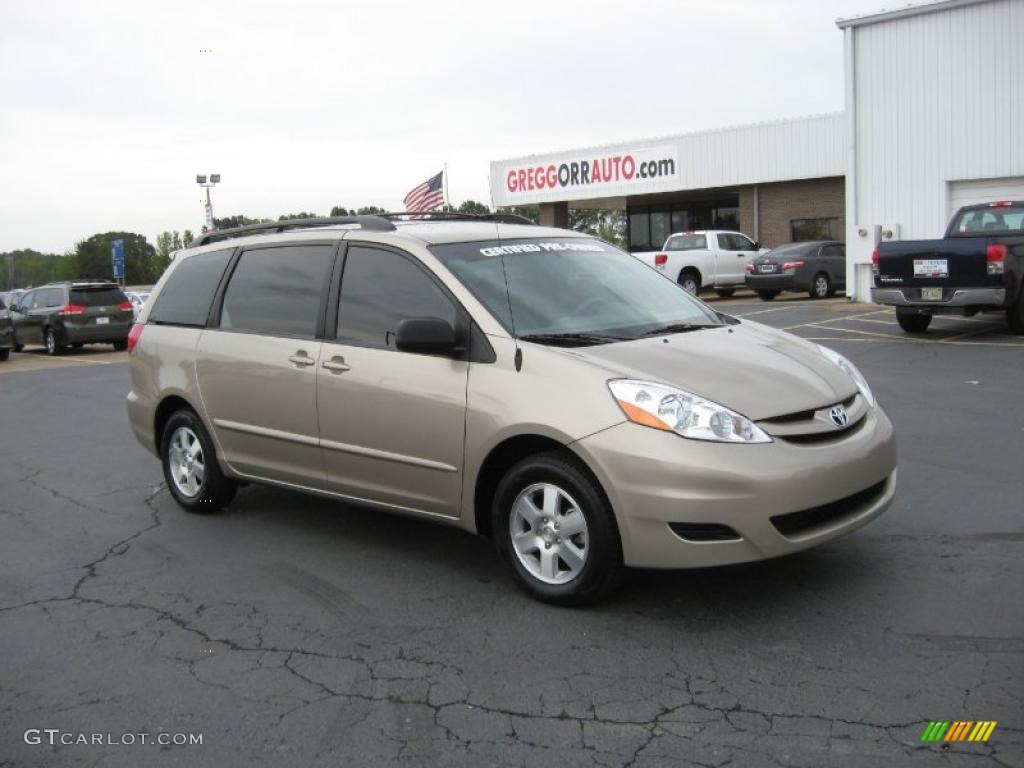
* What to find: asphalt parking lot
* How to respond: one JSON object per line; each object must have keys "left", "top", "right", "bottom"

{"left": 1, "top": 294, "right": 1022, "bottom": 767}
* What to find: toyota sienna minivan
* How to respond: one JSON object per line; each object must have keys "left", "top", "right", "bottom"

{"left": 127, "top": 214, "right": 897, "bottom": 604}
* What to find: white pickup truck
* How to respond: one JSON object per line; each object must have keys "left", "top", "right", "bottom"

{"left": 632, "top": 230, "right": 766, "bottom": 296}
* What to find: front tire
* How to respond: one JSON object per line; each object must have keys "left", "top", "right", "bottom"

{"left": 112, "top": 340, "right": 127, "bottom": 351}
{"left": 713, "top": 288, "right": 735, "bottom": 298}
{"left": 0, "top": 348, "right": 9, "bottom": 361}
{"left": 161, "top": 409, "right": 237, "bottom": 512}
{"left": 492, "top": 452, "right": 623, "bottom": 606}
{"left": 757, "top": 290, "right": 779, "bottom": 301}
{"left": 896, "top": 310, "right": 932, "bottom": 333}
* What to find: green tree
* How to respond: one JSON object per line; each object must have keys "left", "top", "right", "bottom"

{"left": 0, "top": 249, "right": 74, "bottom": 289}
{"left": 499, "top": 205, "right": 540, "bottom": 223}
{"left": 457, "top": 200, "right": 490, "bottom": 215}
{"left": 329, "top": 206, "right": 352, "bottom": 217}
{"left": 356, "top": 206, "right": 387, "bottom": 215}
{"left": 278, "top": 212, "right": 318, "bottom": 221}
{"left": 73, "top": 232, "right": 157, "bottom": 285}
{"left": 214, "top": 214, "right": 267, "bottom": 229}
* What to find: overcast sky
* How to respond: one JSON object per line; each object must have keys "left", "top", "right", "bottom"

{"left": 0, "top": 0, "right": 888, "bottom": 253}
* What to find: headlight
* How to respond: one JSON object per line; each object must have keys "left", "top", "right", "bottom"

{"left": 818, "top": 345, "right": 876, "bottom": 407}
{"left": 608, "top": 380, "right": 771, "bottom": 444}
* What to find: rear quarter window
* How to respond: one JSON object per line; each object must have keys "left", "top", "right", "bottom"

{"left": 149, "top": 248, "right": 234, "bottom": 326}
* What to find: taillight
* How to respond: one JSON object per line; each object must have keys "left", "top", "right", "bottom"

{"left": 58, "top": 304, "right": 86, "bottom": 316}
{"left": 871, "top": 248, "right": 880, "bottom": 278}
{"left": 987, "top": 243, "right": 1007, "bottom": 275}
{"left": 745, "top": 263, "right": 755, "bottom": 273}
{"left": 781, "top": 261, "right": 804, "bottom": 271}
{"left": 117, "top": 300, "right": 133, "bottom": 311}
{"left": 988, "top": 201, "right": 1013, "bottom": 208}
{"left": 654, "top": 253, "right": 667, "bottom": 267}
{"left": 126, "top": 323, "right": 144, "bottom": 354}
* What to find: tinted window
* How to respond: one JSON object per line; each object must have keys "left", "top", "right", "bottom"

{"left": 337, "top": 246, "right": 456, "bottom": 350}
{"left": 650, "top": 210, "right": 671, "bottom": 248}
{"left": 70, "top": 286, "right": 127, "bottom": 306}
{"left": 791, "top": 217, "right": 841, "bottom": 241}
{"left": 41, "top": 288, "right": 63, "bottom": 307}
{"left": 0, "top": 296, "right": 6, "bottom": 310}
{"left": 20, "top": 291, "right": 35, "bottom": 309}
{"left": 149, "top": 248, "right": 233, "bottom": 327}
{"left": 821, "top": 245, "right": 845, "bottom": 259}
{"left": 220, "top": 245, "right": 335, "bottom": 338}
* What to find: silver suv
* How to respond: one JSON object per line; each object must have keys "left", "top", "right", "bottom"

{"left": 127, "top": 214, "right": 897, "bottom": 604}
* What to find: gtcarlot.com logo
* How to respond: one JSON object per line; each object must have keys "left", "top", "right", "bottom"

{"left": 921, "top": 720, "right": 997, "bottom": 743}
{"left": 24, "top": 729, "right": 203, "bottom": 746}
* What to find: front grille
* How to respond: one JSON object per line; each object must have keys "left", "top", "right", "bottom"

{"left": 668, "top": 522, "right": 742, "bottom": 542}
{"left": 770, "top": 480, "right": 888, "bottom": 538}
{"left": 761, "top": 395, "right": 856, "bottom": 425}
{"left": 776, "top": 415, "right": 866, "bottom": 444}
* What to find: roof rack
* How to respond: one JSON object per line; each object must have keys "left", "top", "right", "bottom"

{"left": 381, "top": 211, "right": 537, "bottom": 226}
{"left": 188, "top": 215, "right": 397, "bottom": 248}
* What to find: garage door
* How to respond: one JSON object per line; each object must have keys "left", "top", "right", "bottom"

{"left": 949, "top": 177, "right": 1024, "bottom": 216}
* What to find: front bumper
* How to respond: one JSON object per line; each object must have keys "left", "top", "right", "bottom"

{"left": 571, "top": 407, "right": 897, "bottom": 569}
{"left": 745, "top": 273, "right": 797, "bottom": 291}
{"left": 872, "top": 287, "right": 1006, "bottom": 309}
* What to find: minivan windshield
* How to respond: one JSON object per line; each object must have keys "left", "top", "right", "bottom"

{"left": 430, "top": 237, "right": 724, "bottom": 345}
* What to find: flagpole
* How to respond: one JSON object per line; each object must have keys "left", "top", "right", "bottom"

{"left": 443, "top": 163, "right": 449, "bottom": 210}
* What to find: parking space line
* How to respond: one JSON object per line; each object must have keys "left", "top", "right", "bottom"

{"left": 795, "top": 323, "right": 1024, "bottom": 347}
{"left": 781, "top": 309, "right": 892, "bottom": 330}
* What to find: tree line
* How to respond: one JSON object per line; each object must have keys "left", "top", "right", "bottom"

{"left": 1, "top": 202, "right": 625, "bottom": 290}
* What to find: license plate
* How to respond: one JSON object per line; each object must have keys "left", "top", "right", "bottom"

{"left": 758, "top": 264, "right": 776, "bottom": 273}
{"left": 921, "top": 287, "right": 943, "bottom": 301}
{"left": 913, "top": 259, "right": 948, "bottom": 278}
{"left": 95, "top": 316, "right": 109, "bottom": 325}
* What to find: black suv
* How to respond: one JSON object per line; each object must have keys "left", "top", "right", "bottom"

{"left": 10, "top": 282, "right": 133, "bottom": 355}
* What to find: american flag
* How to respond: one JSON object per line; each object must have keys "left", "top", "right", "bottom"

{"left": 403, "top": 171, "right": 445, "bottom": 214}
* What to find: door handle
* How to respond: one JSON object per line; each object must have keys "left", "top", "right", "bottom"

{"left": 321, "top": 356, "right": 350, "bottom": 373}
{"left": 288, "top": 353, "right": 315, "bottom": 366}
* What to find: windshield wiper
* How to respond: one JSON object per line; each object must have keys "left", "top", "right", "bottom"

{"left": 518, "top": 332, "right": 626, "bottom": 347}
{"left": 641, "top": 323, "right": 719, "bottom": 337}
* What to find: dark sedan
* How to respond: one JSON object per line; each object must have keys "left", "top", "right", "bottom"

{"left": 745, "top": 240, "right": 846, "bottom": 300}
{"left": 0, "top": 295, "right": 13, "bottom": 361}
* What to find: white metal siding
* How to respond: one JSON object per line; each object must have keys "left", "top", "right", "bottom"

{"left": 948, "top": 177, "right": 1024, "bottom": 215}
{"left": 849, "top": 0, "right": 1024, "bottom": 243}
{"left": 490, "top": 114, "right": 845, "bottom": 207}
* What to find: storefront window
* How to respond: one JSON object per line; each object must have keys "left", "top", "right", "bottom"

{"left": 650, "top": 210, "right": 671, "bottom": 248}
{"left": 629, "top": 211, "right": 650, "bottom": 250}
{"left": 713, "top": 205, "right": 739, "bottom": 230}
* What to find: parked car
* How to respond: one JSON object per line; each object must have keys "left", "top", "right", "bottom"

{"left": 746, "top": 240, "right": 846, "bottom": 300}
{"left": 127, "top": 214, "right": 896, "bottom": 605}
{"left": 0, "top": 295, "right": 13, "bottom": 361}
{"left": 10, "top": 281, "right": 133, "bottom": 355}
{"left": 873, "top": 201, "right": 1024, "bottom": 333}
{"left": 631, "top": 230, "right": 767, "bottom": 296}
{"left": 126, "top": 292, "right": 151, "bottom": 320}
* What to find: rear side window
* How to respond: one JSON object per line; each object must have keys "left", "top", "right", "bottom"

{"left": 69, "top": 286, "right": 127, "bottom": 306}
{"left": 220, "top": 245, "right": 335, "bottom": 338}
{"left": 40, "top": 288, "right": 63, "bottom": 307}
{"left": 337, "top": 246, "right": 456, "bottom": 350}
{"left": 664, "top": 234, "right": 707, "bottom": 251}
{"left": 149, "top": 248, "right": 233, "bottom": 327}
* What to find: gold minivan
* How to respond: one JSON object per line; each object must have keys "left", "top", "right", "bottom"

{"left": 127, "top": 215, "right": 897, "bottom": 604}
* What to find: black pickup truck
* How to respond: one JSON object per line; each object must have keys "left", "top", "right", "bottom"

{"left": 872, "top": 201, "right": 1024, "bottom": 333}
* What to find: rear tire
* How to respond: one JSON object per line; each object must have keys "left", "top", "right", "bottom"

{"left": 896, "top": 310, "right": 932, "bottom": 333}
{"left": 713, "top": 288, "right": 735, "bottom": 298}
{"left": 677, "top": 270, "right": 701, "bottom": 296}
{"left": 492, "top": 451, "right": 623, "bottom": 606}
{"left": 1008, "top": 289, "right": 1024, "bottom": 334}
{"left": 161, "top": 409, "right": 237, "bottom": 512}
{"left": 112, "top": 340, "right": 127, "bottom": 351}
{"left": 757, "top": 290, "right": 779, "bottom": 301}
{"left": 44, "top": 328, "right": 64, "bottom": 356}
{"left": 0, "top": 348, "right": 9, "bottom": 361}
{"left": 13, "top": 343, "right": 23, "bottom": 352}
{"left": 810, "top": 272, "right": 831, "bottom": 299}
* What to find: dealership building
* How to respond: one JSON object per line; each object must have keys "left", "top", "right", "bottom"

{"left": 489, "top": 0, "right": 1023, "bottom": 301}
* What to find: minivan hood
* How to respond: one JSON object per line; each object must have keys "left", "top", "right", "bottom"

{"left": 555, "top": 321, "right": 857, "bottom": 422}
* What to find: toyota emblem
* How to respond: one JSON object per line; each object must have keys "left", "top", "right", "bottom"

{"left": 829, "top": 406, "right": 849, "bottom": 427}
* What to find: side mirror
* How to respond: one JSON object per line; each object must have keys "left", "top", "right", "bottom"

{"left": 396, "top": 317, "right": 457, "bottom": 356}
{"left": 752, "top": 241, "right": 761, "bottom": 250}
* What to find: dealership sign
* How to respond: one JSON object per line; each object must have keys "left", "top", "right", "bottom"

{"left": 492, "top": 143, "right": 680, "bottom": 206}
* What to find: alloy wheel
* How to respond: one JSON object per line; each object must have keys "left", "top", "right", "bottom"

{"left": 168, "top": 426, "right": 205, "bottom": 498}
{"left": 509, "top": 482, "right": 589, "bottom": 585}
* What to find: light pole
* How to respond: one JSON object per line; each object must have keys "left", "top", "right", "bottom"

{"left": 196, "top": 174, "right": 221, "bottom": 231}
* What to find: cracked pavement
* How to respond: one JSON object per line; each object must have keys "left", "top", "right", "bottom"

{"left": 1, "top": 304, "right": 1022, "bottom": 767}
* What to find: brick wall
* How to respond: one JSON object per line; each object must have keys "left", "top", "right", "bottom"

{"left": 738, "top": 176, "right": 845, "bottom": 249}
